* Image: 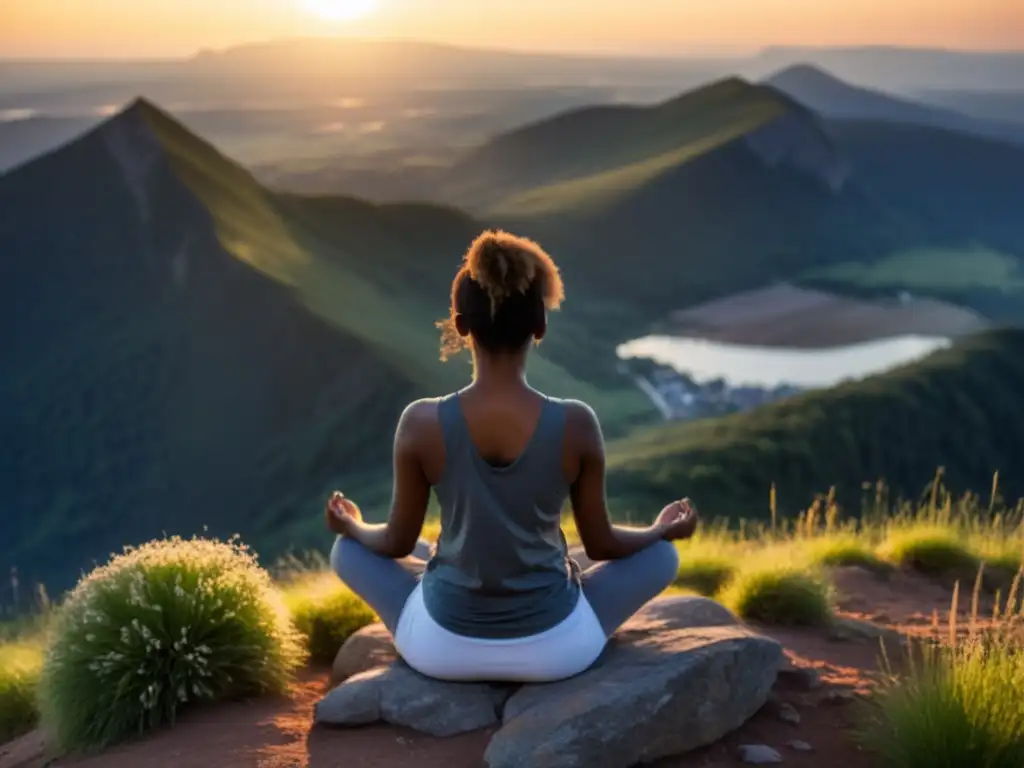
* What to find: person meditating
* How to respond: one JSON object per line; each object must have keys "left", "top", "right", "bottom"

{"left": 326, "top": 229, "right": 699, "bottom": 683}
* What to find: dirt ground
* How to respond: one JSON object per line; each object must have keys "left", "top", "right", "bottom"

{"left": 0, "top": 566, "right": 976, "bottom": 768}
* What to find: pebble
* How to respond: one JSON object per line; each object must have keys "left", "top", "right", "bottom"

{"left": 775, "top": 666, "right": 822, "bottom": 691}
{"left": 787, "top": 740, "right": 814, "bottom": 752}
{"left": 738, "top": 744, "right": 784, "bottom": 764}
{"left": 822, "top": 689, "right": 858, "bottom": 706}
{"left": 777, "top": 702, "right": 801, "bottom": 725}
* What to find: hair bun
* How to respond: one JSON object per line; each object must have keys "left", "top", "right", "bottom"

{"left": 465, "top": 230, "right": 541, "bottom": 311}
{"left": 437, "top": 229, "right": 565, "bottom": 361}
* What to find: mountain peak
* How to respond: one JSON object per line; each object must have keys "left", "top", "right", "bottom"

{"left": 89, "top": 96, "right": 252, "bottom": 190}
{"left": 760, "top": 60, "right": 1021, "bottom": 145}
{"left": 765, "top": 63, "right": 845, "bottom": 89}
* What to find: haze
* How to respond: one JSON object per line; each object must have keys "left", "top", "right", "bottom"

{"left": 4, "top": 0, "right": 1022, "bottom": 59}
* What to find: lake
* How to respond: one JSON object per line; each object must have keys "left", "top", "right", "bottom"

{"left": 617, "top": 334, "right": 952, "bottom": 389}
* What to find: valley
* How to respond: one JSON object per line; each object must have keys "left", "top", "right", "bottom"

{"left": 1, "top": 47, "right": 1023, "bottom": 600}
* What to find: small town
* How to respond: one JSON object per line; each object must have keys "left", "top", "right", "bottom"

{"left": 618, "top": 357, "right": 804, "bottom": 421}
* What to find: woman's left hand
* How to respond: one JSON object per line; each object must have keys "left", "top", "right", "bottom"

{"left": 325, "top": 491, "right": 362, "bottom": 534}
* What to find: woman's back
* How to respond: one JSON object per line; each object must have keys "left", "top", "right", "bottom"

{"left": 326, "top": 229, "right": 697, "bottom": 684}
{"left": 422, "top": 390, "right": 580, "bottom": 639}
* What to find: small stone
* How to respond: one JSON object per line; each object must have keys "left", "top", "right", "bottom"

{"left": 777, "top": 702, "right": 801, "bottom": 725}
{"left": 331, "top": 623, "right": 397, "bottom": 684}
{"left": 787, "top": 740, "right": 813, "bottom": 752}
{"left": 315, "top": 667, "right": 385, "bottom": 726}
{"left": 738, "top": 744, "right": 783, "bottom": 764}
{"left": 822, "top": 689, "right": 858, "bottom": 706}
{"left": 827, "top": 617, "right": 905, "bottom": 646}
{"left": 775, "top": 666, "right": 821, "bottom": 691}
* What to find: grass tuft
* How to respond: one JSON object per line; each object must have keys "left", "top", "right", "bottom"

{"left": 879, "top": 527, "right": 980, "bottom": 576}
{"left": 37, "top": 535, "right": 306, "bottom": 753}
{"left": 806, "top": 535, "right": 889, "bottom": 572}
{"left": 673, "top": 550, "right": 738, "bottom": 596}
{"left": 280, "top": 573, "right": 376, "bottom": 666}
{"left": 0, "top": 643, "right": 42, "bottom": 743}
{"left": 720, "top": 562, "right": 833, "bottom": 626}
{"left": 859, "top": 576, "right": 1024, "bottom": 767}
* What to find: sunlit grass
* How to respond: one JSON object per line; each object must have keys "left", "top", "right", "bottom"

{"left": 804, "top": 535, "right": 890, "bottom": 571}
{"left": 3, "top": 472, "right": 1024, "bottom": 754}
{"left": 673, "top": 542, "right": 740, "bottom": 595}
{"left": 720, "top": 560, "right": 833, "bottom": 626}
{"left": 0, "top": 642, "right": 42, "bottom": 743}
{"left": 878, "top": 527, "right": 980, "bottom": 576}
{"left": 279, "top": 569, "right": 376, "bottom": 667}
{"left": 859, "top": 572, "right": 1024, "bottom": 767}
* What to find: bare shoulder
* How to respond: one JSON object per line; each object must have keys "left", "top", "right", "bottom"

{"left": 397, "top": 397, "right": 443, "bottom": 434}
{"left": 558, "top": 398, "right": 604, "bottom": 442}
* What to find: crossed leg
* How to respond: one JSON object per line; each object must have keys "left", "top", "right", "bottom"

{"left": 330, "top": 535, "right": 679, "bottom": 639}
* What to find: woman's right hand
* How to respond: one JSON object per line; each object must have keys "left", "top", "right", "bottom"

{"left": 325, "top": 491, "right": 362, "bottom": 534}
{"left": 655, "top": 498, "right": 699, "bottom": 541}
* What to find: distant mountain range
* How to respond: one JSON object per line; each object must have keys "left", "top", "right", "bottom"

{"left": 765, "top": 64, "right": 1024, "bottom": 145}
{"left": 3, "top": 63, "right": 1024, "bottom": 594}
{"left": 3, "top": 39, "right": 1022, "bottom": 98}
{"left": 2, "top": 39, "right": 1021, "bottom": 175}
{"left": 742, "top": 45, "right": 1024, "bottom": 92}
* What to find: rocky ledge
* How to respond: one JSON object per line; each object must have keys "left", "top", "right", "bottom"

{"left": 315, "top": 596, "right": 784, "bottom": 768}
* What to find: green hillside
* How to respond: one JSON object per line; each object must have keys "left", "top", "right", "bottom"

{"left": 444, "top": 77, "right": 790, "bottom": 214}
{"left": 5, "top": 84, "right": 1024, "bottom": 597}
{"left": 0, "top": 100, "right": 659, "bottom": 595}
{"left": 797, "top": 119, "right": 1024, "bottom": 323}
{"left": 446, "top": 80, "right": 922, "bottom": 369}
{"left": 606, "top": 328, "right": 1024, "bottom": 520}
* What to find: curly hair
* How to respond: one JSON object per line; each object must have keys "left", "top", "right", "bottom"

{"left": 436, "top": 230, "right": 564, "bottom": 361}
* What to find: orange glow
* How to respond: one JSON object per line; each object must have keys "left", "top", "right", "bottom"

{"left": 301, "top": 0, "right": 378, "bottom": 22}
{"left": 1, "top": 0, "right": 1020, "bottom": 59}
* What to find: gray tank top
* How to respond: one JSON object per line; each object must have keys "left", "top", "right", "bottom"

{"left": 420, "top": 392, "right": 582, "bottom": 639}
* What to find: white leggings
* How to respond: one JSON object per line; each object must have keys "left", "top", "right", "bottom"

{"left": 331, "top": 536, "right": 680, "bottom": 683}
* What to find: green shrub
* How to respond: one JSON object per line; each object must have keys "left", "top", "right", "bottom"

{"left": 806, "top": 536, "right": 889, "bottom": 572}
{"left": 721, "top": 563, "right": 832, "bottom": 626}
{"left": 860, "top": 614, "right": 1024, "bottom": 766}
{"left": 282, "top": 574, "right": 376, "bottom": 666}
{"left": 879, "top": 528, "right": 979, "bottom": 576}
{"left": 673, "top": 552, "right": 737, "bottom": 596}
{"left": 0, "top": 643, "right": 42, "bottom": 742}
{"left": 38, "top": 536, "right": 306, "bottom": 753}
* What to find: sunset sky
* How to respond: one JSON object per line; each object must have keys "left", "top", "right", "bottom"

{"left": 3, "top": 0, "right": 1022, "bottom": 59}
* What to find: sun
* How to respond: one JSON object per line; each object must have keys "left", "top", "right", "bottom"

{"left": 301, "top": 0, "right": 377, "bottom": 22}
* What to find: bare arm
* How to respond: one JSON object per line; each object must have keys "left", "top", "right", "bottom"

{"left": 567, "top": 402, "right": 672, "bottom": 561}
{"left": 327, "top": 400, "right": 433, "bottom": 558}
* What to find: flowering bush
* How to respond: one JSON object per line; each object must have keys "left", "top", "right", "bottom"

{"left": 38, "top": 536, "right": 306, "bottom": 752}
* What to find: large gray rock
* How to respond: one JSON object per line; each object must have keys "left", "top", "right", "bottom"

{"left": 317, "top": 595, "right": 781, "bottom": 765}
{"left": 622, "top": 594, "right": 741, "bottom": 633}
{"left": 485, "top": 609, "right": 782, "bottom": 768}
{"left": 315, "top": 661, "right": 512, "bottom": 737}
{"left": 328, "top": 594, "right": 740, "bottom": 687}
